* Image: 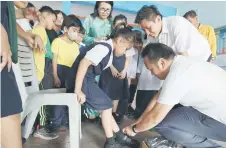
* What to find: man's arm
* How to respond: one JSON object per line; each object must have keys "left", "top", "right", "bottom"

{"left": 135, "top": 102, "right": 174, "bottom": 133}
{"left": 133, "top": 90, "right": 161, "bottom": 125}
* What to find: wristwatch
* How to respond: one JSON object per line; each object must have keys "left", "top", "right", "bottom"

{"left": 132, "top": 125, "right": 137, "bottom": 133}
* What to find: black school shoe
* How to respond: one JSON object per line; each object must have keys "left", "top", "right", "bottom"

{"left": 104, "top": 139, "right": 129, "bottom": 148}
{"left": 116, "top": 134, "right": 140, "bottom": 148}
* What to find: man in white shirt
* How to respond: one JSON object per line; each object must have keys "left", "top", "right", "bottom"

{"left": 127, "top": 4, "right": 212, "bottom": 120}
{"left": 123, "top": 43, "right": 226, "bottom": 148}
{"left": 134, "top": 5, "right": 212, "bottom": 62}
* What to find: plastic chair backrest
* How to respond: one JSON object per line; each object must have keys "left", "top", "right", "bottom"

{"left": 17, "top": 37, "right": 39, "bottom": 94}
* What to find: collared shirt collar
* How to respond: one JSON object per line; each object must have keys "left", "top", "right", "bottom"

{"left": 160, "top": 18, "right": 169, "bottom": 34}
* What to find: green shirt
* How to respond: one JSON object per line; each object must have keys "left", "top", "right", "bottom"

{"left": 83, "top": 15, "right": 112, "bottom": 46}
{"left": 8, "top": 2, "right": 18, "bottom": 63}
{"left": 45, "top": 37, "right": 53, "bottom": 59}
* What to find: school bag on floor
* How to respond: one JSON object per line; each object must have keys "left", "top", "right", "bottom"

{"left": 67, "top": 42, "right": 112, "bottom": 119}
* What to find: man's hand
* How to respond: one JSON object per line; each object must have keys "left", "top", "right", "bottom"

{"left": 123, "top": 126, "right": 137, "bottom": 137}
{"left": 76, "top": 90, "right": 86, "bottom": 104}
{"left": 0, "top": 48, "right": 12, "bottom": 72}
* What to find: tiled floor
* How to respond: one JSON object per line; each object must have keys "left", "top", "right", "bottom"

{"left": 23, "top": 118, "right": 159, "bottom": 148}
{"left": 23, "top": 118, "right": 226, "bottom": 148}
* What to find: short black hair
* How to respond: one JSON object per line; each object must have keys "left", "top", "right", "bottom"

{"left": 109, "top": 24, "right": 135, "bottom": 43}
{"left": 39, "top": 6, "right": 56, "bottom": 17}
{"left": 142, "top": 43, "right": 175, "bottom": 62}
{"left": 183, "top": 10, "right": 197, "bottom": 18}
{"left": 134, "top": 30, "right": 143, "bottom": 44}
{"left": 62, "top": 16, "right": 83, "bottom": 30}
{"left": 54, "top": 10, "right": 66, "bottom": 20}
{"left": 113, "top": 14, "right": 127, "bottom": 25}
{"left": 91, "top": 1, "right": 114, "bottom": 19}
{"left": 27, "top": 2, "right": 34, "bottom": 8}
{"left": 26, "top": 2, "right": 35, "bottom": 27}
{"left": 135, "top": 5, "right": 163, "bottom": 24}
{"left": 67, "top": 14, "right": 84, "bottom": 33}
{"left": 68, "top": 14, "right": 82, "bottom": 26}
{"left": 79, "top": 27, "right": 85, "bottom": 35}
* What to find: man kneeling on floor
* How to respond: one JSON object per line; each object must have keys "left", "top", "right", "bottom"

{"left": 123, "top": 43, "right": 226, "bottom": 148}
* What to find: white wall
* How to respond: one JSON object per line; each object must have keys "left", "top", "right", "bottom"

{"left": 177, "top": 1, "right": 226, "bottom": 29}
{"left": 32, "top": 1, "right": 62, "bottom": 11}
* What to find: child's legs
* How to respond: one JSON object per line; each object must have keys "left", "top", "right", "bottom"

{"left": 116, "top": 98, "right": 129, "bottom": 116}
{"left": 57, "top": 65, "right": 68, "bottom": 88}
{"left": 39, "top": 105, "right": 48, "bottom": 126}
{"left": 0, "top": 114, "right": 23, "bottom": 148}
{"left": 112, "top": 100, "right": 119, "bottom": 113}
{"left": 50, "top": 106, "right": 65, "bottom": 127}
{"left": 101, "top": 108, "right": 120, "bottom": 138}
{"left": 61, "top": 106, "right": 69, "bottom": 125}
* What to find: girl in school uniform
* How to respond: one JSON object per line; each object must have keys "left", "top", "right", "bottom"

{"left": 75, "top": 26, "right": 140, "bottom": 148}
{"left": 99, "top": 15, "right": 136, "bottom": 124}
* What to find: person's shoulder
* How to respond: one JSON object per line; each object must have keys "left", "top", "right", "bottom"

{"left": 72, "top": 42, "right": 79, "bottom": 48}
{"left": 32, "top": 25, "right": 47, "bottom": 34}
{"left": 33, "top": 25, "right": 45, "bottom": 31}
{"left": 165, "top": 16, "right": 189, "bottom": 26}
{"left": 52, "top": 37, "right": 62, "bottom": 45}
{"left": 85, "top": 14, "right": 93, "bottom": 21}
{"left": 200, "top": 24, "right": 214, "bottom": 31}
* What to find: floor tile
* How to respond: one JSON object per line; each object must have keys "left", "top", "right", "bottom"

{"left": 25, "top": 136, "right": 51, "bottom": 145}
{"left": 51, "top": 130, "right": 70, "bottom": 143}
{"left": 49, "top": 143, "right": 70, "bottom": 148}
{"left": 23, "top": 144, "right": 49, "bottom": 148}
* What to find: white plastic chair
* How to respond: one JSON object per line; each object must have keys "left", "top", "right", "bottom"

{"left": 14, "top": 38, "right": 81, "bottom": 148}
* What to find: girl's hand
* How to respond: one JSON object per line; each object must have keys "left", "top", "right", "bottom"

{"left": 110, "top": 66, "right": 119, "bottom": 78}
{"left": 118, "top": 70, "right": 126, "bottom": 79}
{"left": 76, "top": 90, "right": 86, "bottom": 104}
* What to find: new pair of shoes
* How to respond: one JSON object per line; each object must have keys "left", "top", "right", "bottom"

{"left": 104, "top": 134, "right": 140, "bottom": 148}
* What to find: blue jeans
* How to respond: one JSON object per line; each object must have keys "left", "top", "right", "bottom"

{"left": 155, "top": 107, "right": 226, "bottom": 148}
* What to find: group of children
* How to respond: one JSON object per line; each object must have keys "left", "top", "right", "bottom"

{"left": 16, "top": 3, "right": 149, "bottom": 148}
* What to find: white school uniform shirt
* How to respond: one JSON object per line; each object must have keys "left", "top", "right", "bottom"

{"left": 127, "top": 48, "right": 139, "bottom": 78}
{"left": 85, "top": 39, "right": 114, "bottom": 70}
{"left": 159, "top": 16, "right": 211, "bottom": 61}
{"left": 137, "top": 37, "right": 163, "bottom": 90}
{"left": 158, "top": 55, "right": 226, "bottom": 125}
{"left": 125, "top": 47, "right": 136, "bottom": 57}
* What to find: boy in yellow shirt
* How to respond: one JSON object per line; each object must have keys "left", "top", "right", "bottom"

{"left": 184, "top": 10, "right": 217, "bottom": 60}
{"left": 50, "top": 16, "right": 82, "bottom": 130}
{"left": 32, "top": 6, "right": 56, "bottom": 83}
{"left": 31, "top": 6, "right": 57, "bottom": 140}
